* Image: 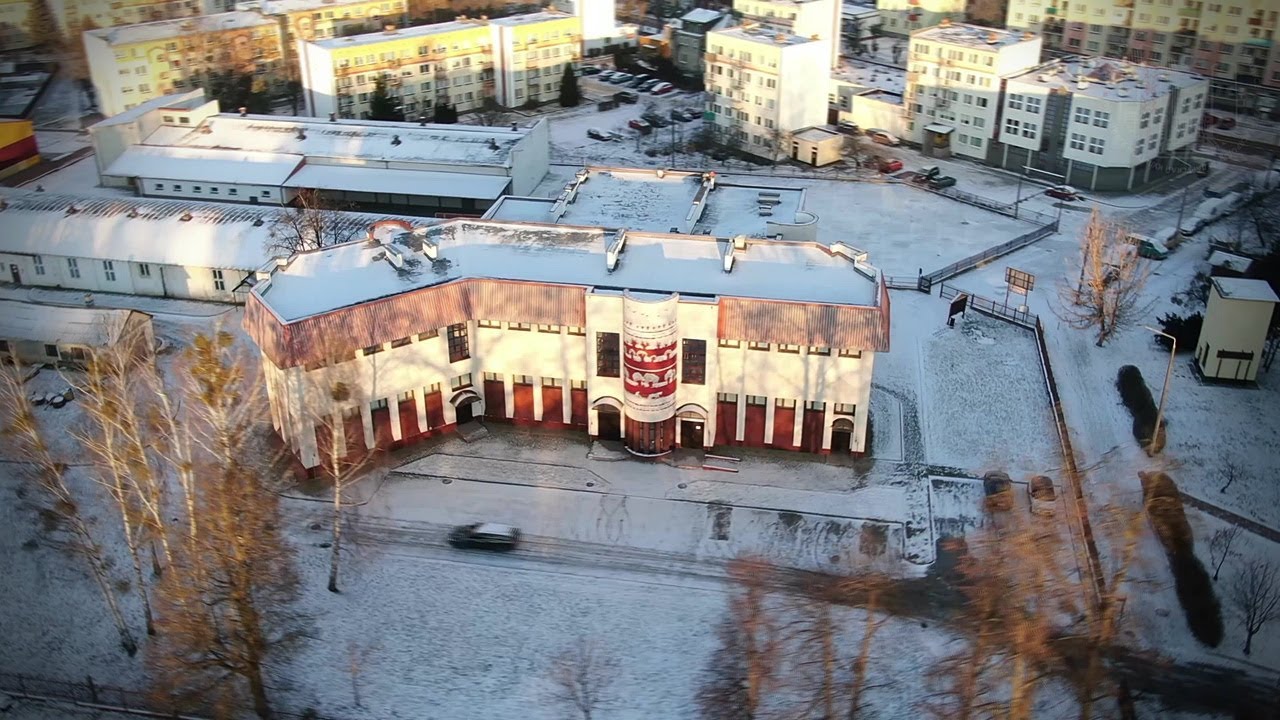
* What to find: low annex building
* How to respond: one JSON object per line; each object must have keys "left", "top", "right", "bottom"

{"left": 88, "top": 91, "right": 550, "bottom": 215}
{"left": 243, "top": 218, "right": 890, "bottom": 469}
{"left": 0, "top": 301, "right": 154, "bottom": 367}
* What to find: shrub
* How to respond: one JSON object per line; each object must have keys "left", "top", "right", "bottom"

{"left": 1155, "top": 312, "right": 1204, "bottom": 352}
{"left": 1139, "top": 471, "right": 1224, "bottom": 647}
{"left": 1116, "top": 365, "right": 1164, "bottom": 452}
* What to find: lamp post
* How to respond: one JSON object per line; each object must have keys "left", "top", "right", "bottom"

{"left": 1022, "top": 165, "right": 1067, "bottom": 231}
{"left": 1142, "top": 325, "right": 1176, "bottom": 455}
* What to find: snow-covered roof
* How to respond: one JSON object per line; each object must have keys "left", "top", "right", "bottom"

{"left": 151, "top": 114, "right": 530, "bottom": 168}
{"left": 793, "top": 127, "right": 841, "bottom": 143}
{"left": 310, "top": 20, "right": 485, "bottom": 50}
{"left": 711, "top": 25, "right": 818, "bottom": 47}
{"left": 105, "top": 145, "right": 304, "bottom": 185}
{"left": 1008, "top": 58, "right": 1205, "bottom": 102}
{"left": 1207, "top": 250, "right": 1252, "bottom": 274}
{"left": 912, "top": 23, "right": 1037, "bottom": 50}
{"left": 240, "top": 0, "right": 388, "bottom": 15}
{"left": 1213, "top": 277, "right": 1279, "bottom": 304}
{"left": 489, "top": 10, "right": 573, "bottom": 26}
{"left": 253, "top": 219, "right": 879, "bottom": 323}
{"left": 86, "top": 11, "right": 278, "bottom": 46}
{"left": 283, "top": 164, "right": 510, "bottom": 199}
{"left": 89, "top": 91, "right": 209, "bottom": 128}
{"left": 680, "top": 8, "right": 723, "bottom": 24}
{"left": 0, "top": 301, "right": 146, "bottom": 348}
{"left": 0, "top": 189, "right": 419, "bottom": 272}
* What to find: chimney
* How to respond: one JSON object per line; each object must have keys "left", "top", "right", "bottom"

{"left": 487, "top": 138, "right": 498, "bottom": 150}
{"left": 329, "top": 112, "right": 336, "bottom": 122}
{"left": 239, "top": 106, "right": 248, "bottom": 116}
{"left": 420, "top": 116, "right": 428, "bottom": 126}
{"left": 391, "top": 134, "right": 402, "bottom": 146}
{"left": 510, "top": 122, "right": 518, "bottom": 131}
{"left": 383, "top": 23, "right": 396, "bottom": 33}
{"left": 940, "top": 17, "right": 951, "bottom": 27}
{"left": 179, "top": 212, "right": 193, "bottom": 222}
{"left": 986, "top": 31, "right": 999, "bottom": 44}
{"left": 296, "top": 128, "right": 307, "bottom": 140}
{"left": 1022, "top": 31, "right": 1035, "bottom": 41}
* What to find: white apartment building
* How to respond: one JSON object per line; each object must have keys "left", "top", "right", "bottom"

{"left": 488, "top": 11, "right": 582, "bottom": 108}
{"left": 734, "top": 0, "right": 842, "bottom": 67}
{"left": 995, "top": 58, "right": 1208, "bottom": 190}
{"left": 903, "top": 21, "right": 1043, "bottom": 159}
{"left": 551, "top": 0, "right": 634, "bottom": 55}
{"left": 705, "top": 25, "right": 832, "bottom": 157}
{"left": 243, "top": 218, "right": 889, "bottom": 469}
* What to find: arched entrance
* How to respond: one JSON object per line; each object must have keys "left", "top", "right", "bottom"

{"left": 591, "top": 397, "right": 624, "bottom": 440}
{"left": 830, "top": 417, "right": 856, "bottom": 454}
{"left": 675, "top": 403, "right": 708, "bottom": 449}
{"left": 449, "top": 389, "right": 483, "bottom": 424}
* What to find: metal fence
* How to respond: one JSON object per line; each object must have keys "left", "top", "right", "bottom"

{"left": 938, "top": 282, "right": 1038, "bottom": 329}
{"left": 925, "top": 223, "right": 1058, "bottom": 287}
{"left": 0, "top": 670, "right": 344, "bottom": 720}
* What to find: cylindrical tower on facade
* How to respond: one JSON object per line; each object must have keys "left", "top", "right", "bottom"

{"left": 621, "top": 292, "right": 679, "bottom": 456}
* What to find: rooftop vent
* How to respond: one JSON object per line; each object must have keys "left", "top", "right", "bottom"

{"left": 1077, "top": 76, "right": 1089, "bottom": 90}
{"left": 1022, "top": 31, "right": 1035, "bottom": 41}
{"left": 239, "top": 106, "right": 248, "bottom": 117}
{"left": 329, "top": 112, "right": 336, "bottom": 122}
{"left": 487, "top": 138, "right": 499, "bottom": 150}
{"left": 775, "top": 34, "right": 787, "bottom": 43}
{"left": 383, "top": 23, "right": 396, "bottom": 34}
{"left": 296, "top": 128, "right": 307, "bottom": 140}
{"left": 510, "top": 122, "right": 518, "bottom": 131}
{"left": 940, "top": 17, "right": 952, "bottom": 27}
{"left": 986, "top": 31, "right": 999, "bottom": 44}
{"left": 1158, "top": 73, "right": 1170, "bottom": 82}
{"left": 65, "top": 204, "right": 78, "bottom": 215}
{"left": 253, "top": 216, "right": 265, "bottom": 227}
{"left": 391, "top": 134, "right": 402, "bottom": 146}
{"left": 1117, "top": 87, "right": 1129, "bottom": 97}
{"left": 1038, "top": 73, "right": 1051, "bottom": 82}
{"left": 179, "top": 212, "right": 193, "bottom": 222}
{"left": 420, "top": 116, "right": 428, "bottom": 126}
{"left": 127, "top": 207, "right": 139, "bottom": 218}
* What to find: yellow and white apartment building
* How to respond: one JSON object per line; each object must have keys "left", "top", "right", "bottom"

{"left": 732, "top": 0, "right": 843, "bottom": 68}
{"left": 298, "top": 10, "right": 580, "bottom": 119}
{"left": 1006, "top": 0, "right": 1280, "bottom": 87}
{"left": 85, "top": 12, "right": 286, "bottom": 116}
{"left": 877, "top": 0, "right": 967, "bottom": 37}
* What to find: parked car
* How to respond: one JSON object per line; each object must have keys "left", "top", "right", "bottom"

{"left": 580, "top": 65, "right": 602, "bottom": 75}
{"left": 629, "top": 74, "right": 651, "bottom": 87}
{"left": 866, "top": 129, "right": 901, "bottom": 146}
{"left": 836, "top": 121, "right": 860, "bottom": 136}
{"left": 628, "top": 118, "right": 652, "bottom": 132}
{"left": 877, "top": 158, "right": 903, "bottom": 173}
{"left": 912, "top": 165, "right": 940, "bottom": 183}
{"left": 680, "top": 107, "right": 702, "bottom": 121}
{"left": 610, "top": 72, "right": 634, "bottom": 84}
{"left": 983, "top": 472, "right": 1014, "bottom": 512}
{"left": 587, "top": 127, "right": 614, "bottom": 141}
{"left": 448, "top": 523, "right": 520, "bottom": 551}
{"left": 1045, "top": 184, "right": 1082, "bottom": 201}
{"left": 1124, "top": 233, "right": 1170, "bottom": 260}
{"left": 637, "top": 78, "right": 660, "bottom": 92}
{"left": 650, "top": 82, "right": 675, "bottom": 95}
{"left": 927, "top": 175, "right": 957, "bottom": 189}
{"left": 1028, "top": 475, "right": 1056, "bottom": 516}
{"left": 642, "top": 112, "right": 671, "bottom": 128}
{"left": 597, "top": 70, "right": 615, "bottom": 81}
{"left": 615, "top": 90, "right": 639, "bottom": 104}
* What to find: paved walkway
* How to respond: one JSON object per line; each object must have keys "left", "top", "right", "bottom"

{"left": 1180, "top": 491, "right": 1280, "bottom": 544}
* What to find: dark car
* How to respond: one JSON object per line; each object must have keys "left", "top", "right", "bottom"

{"left": 912, "top": 165, "right": 940, "bottom": 184}
{"left": 643, "top": 113, "right": 671, "bottom": 128}
{"left": 1217, "top": 116, "right": 1236, "bottom": 130}
{"left": 680, "top": 108, "right": 702, "bottom": 121}
{"left": 448, "top": 523, "right": 520, "bottom": 551}
{"left": 587, "top": 127, "right": 613, "bottom": 141}
{"left": 615, "top": 90, "right": 639, "bottom": 104}
{"left": 928, "top": 175, "right": 957, "bottom": 189}
{"left": 836, "top": 121, "right": 860, "bottom": 136}
{"left": 1045, "top": 184, "right": 1082, "bottom": 201}
{"left": 639, "top": 78, "right": 662, "bottom": 92}
{"left": 580, "top": 65, "right": 602, "bottom": 75}
{"left": 670, "top": 107, "right": 691, "bottom": 121}
{"left": 628, "top": 74, "right": 651, "bottom": 87}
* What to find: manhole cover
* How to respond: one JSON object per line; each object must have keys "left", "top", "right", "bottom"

{"left": 441, "top": 478, "right": 453, "bottom": 485}
{"left": 678, "top": 483, "right": 687, "bottom": 489}
{"left": 586, "top": 481, "right": 595, "bottom": 487}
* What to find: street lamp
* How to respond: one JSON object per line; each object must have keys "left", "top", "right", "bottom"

{"left": 1142, "top": 325, "right": 1176, "bottom": 455}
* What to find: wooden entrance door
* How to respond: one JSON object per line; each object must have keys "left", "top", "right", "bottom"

{"left": 680, "top": 419, "right": 704, "bottom": 449}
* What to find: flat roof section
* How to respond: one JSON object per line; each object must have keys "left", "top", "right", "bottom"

{"left": 912, "top": 23, "right": 1037, "bottom": 50}
{"left": 88, "top": 11, "right": 278, "bottom": 46}
{"left": 1214, "top": 277, "right": 1280, "bottom": 304}
{"left": 0, "top": 301, "right": 145, "bottom": 348}
{"left": 105, "top": 145, "right": 304, "bottom": 186}
{"left": 310, "top": 20, "right": 485, "bottom": 50}
{"left": 1008, "top": 58, "right": 1205, "bottom": 102}
{"left": 283, "top": 164, "right": 511, "bottom": 199}
{"left": 258, "top": 220, "right": 878, "bottom": 323}
{"left": 156, "top": 115, "right": 529, "bottom": 167}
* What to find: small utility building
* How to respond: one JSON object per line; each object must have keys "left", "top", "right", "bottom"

{"left": 0, "top": 301, "right": 154, "bottom": 366}
{"left": 1196, "top": 278, "right": 1278, "bottom": 383}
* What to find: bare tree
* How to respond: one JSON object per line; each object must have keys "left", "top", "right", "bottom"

{"left": 1056, "top": 209, "right": 1153, "bottom": 346}
{"left": 314, "top": 351, "right": 375, "bottom": 594}
{"left": 1218, "top": 460, "right": 1245, "bottom": 494}
{"left": 266, "top": 189, "right": 362, "bottom": 257}
{"left": 1209, "top": 526, "right": 1242, "bottom": 582}
{"left": 0, "top": 362, "right": 138, "bottom": 657}
{"left": 148, "top": 331, "right": 303, "bottom": 719}
{"left": 1228, "top": 559, "right": 1280, "bottom": 655}
{"left": 699, "top": 557, "right": 781, "bottom": 720}
{"left": 548, "top": 635, "right": 618, "bottom": 720}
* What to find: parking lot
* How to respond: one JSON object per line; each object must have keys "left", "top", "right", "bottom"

{"left": 549, "top": 72, "right": 707, "bottom": 166}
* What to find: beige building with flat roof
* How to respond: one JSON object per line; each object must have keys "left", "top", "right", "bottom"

{"left": 1196, "top": 278, "right": 1278, "bottom": 383}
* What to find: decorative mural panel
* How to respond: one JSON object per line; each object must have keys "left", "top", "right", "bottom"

{"left": 621, "top": 292, "right": 679, "bottom": 423}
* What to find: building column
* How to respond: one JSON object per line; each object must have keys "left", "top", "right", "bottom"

{"left": 298, "top": 419, "right": 319, "bottom": 469}
{"left": 443, "top": 396, "right": 458, "bottom": 425}
{"left": 764, "top": 399, "right": 776, "bottom": 442}
{"left": 792, "top": 406, "right": 804, "bottom": 448}
{"left": 533, "top": 378, "right": 545, "bottom": 421}
{"left": 504, "top": 378, "right": 515, "bottom": 419}
{"left": 415, "top": 389, "right": 429, "bottom": 431}
{"left": 1001, "top": 142, "right": 1009, "bottom": 169}
{"left": 1091, "top": 164, "right": 1099, "bottom": 191}
{"left": 388, "top": 397, "right": 403, "bottom": 441}
{"left": 735, "top": 395, "right": 746, "bottom": 442}
{"left": 820, "top": 403, "right": 835, "bottom": 451}
{"left": 360, "top": 403, "right": 375, "bottom": 450}
{"left": 562, "top": 386, "right": 573, "bottom": 424}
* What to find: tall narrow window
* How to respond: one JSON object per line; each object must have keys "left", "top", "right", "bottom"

{"left": 103, "top": 260, "right": 116, "bottom": 282}
{"left": 32, "top": 255, "right": 45, "bottom": 276}
{"left": 682, "top": 339, "right": 706, "bottom": 384}
{"left": 67, "top": 258, "right": 80, "bottom": 279}
{"left": 212, "top": 268, "right": 226, "bottom": 291}
{"left": 447, "top": 323, "right": 470, "bottom": 362}
{"left": 137, "top": 263, "right": 151, "bottom": 278}
{"left": 596, "top": 332, "right": 620, "bottom": 377}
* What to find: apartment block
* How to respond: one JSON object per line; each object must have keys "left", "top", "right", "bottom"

{"left": 734, "top": 0, "right": 842, "bottom": 67}
{"left": 489, "top": 11, "right": 582, "bottom": 108}
{"left": 552, "top": 0, "right": 632, "bottom": 54}
{"left": 902, "top": 21, "right": 1042, "bottom": 159}
{"left": 84, "top": 12, "right": 286, "bottom": 116}
{"left": 877, "top": 0, "right": 967, "bottom": 37}
{"left": 672, "top": 8, "right": 729, "bottom": 79}
{"left": 705, "top": 25, "right": 831, "bottom": 156}
{"left": 992, "top": 57, "right": 1208, "bottom": 189}
{"left": 300, "top": 19, "right": 491, "bottom": 118}
{"left": 1007, "top": 0, "right": 1280, "bottom": 88}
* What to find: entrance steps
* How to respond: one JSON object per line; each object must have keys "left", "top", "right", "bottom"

{"left": 456, "top": 421, "right": 489, "bottom": 443}
{"left": 701, "top": 454, "right": 740, "bottom": 473}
